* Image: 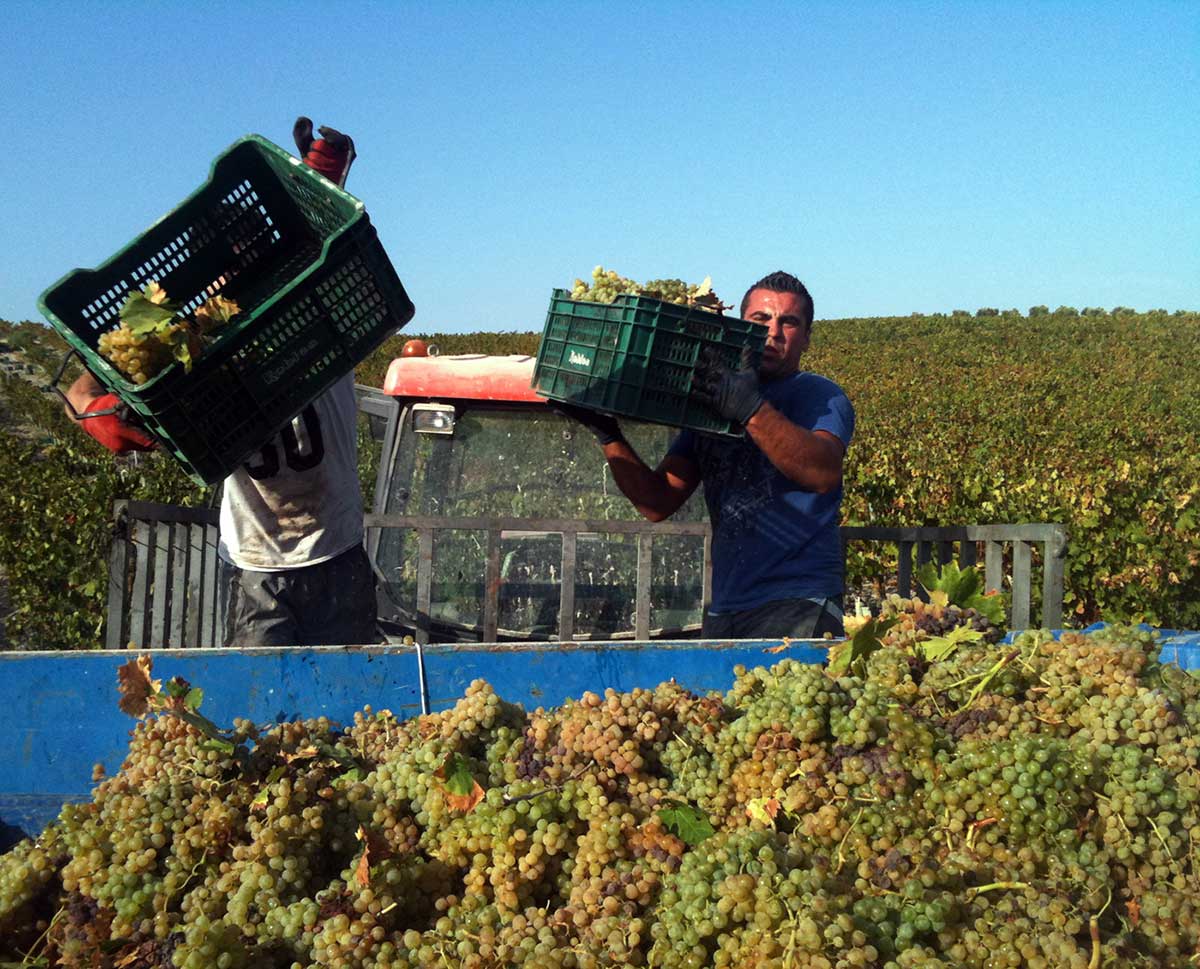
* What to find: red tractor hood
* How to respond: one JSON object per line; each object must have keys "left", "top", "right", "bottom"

{"left": 382, "top": 354, "right": 548, "bottom": 404}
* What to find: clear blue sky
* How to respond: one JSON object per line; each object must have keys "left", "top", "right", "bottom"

{"left": 2, "top": 1, "right": 1196, "bottom": 332}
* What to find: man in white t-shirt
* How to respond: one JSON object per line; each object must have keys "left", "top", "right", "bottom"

{"left": 66, "top": 117, "right": 378, "bottom": 646}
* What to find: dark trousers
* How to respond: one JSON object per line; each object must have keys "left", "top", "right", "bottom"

{"left": 701, "top": 596, "right": 845, "bottom": 640}
{"left": 223, "top": 544, "right": 379, "bottom": 647}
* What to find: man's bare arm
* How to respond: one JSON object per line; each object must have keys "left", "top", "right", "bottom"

{"left": 600, "top": 441, "right": 701, "bottom": 522}
{"left": 64, "top": 370, "right": 106, "bottom": 419}
{"left": 744, "top": 402, "right": 845, "bottom": 494}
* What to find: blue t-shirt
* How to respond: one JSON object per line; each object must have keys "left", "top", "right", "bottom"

{"left": 668, "top": 372, "right": 855, "bottom": 613}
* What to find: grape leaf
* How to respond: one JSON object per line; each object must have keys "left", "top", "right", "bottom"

{"left": 966, "top": 591, "right": 1006, "bottom": 626}
{"left": 657, "top": 801, "right": 713, "bottom": 846}
{"left": 201, "top": 738, "right": 235, "bottom": 755}
{"left": 435, "top": 754, "right": 485, "bottom": 813}
{"left": 121, "top": 288, "right": 179, "bottom": 336}
{"left": 335, "top": 767, "right": 366, "bottom": 787}
{"left": 163, "top": 677, "right": 189, "bottom": 699}
{"left": 117, "top": 655, "right": 160, "bottom": 718}
{"left": 184, "top": 687, "right": 204, "bottom": 712}
{"left": 194, "top": 295, "right": 240, "bottom": 332}
{"left": 921, "top": 625, "right": 984, "bottom": 662}
{"left": 827, "top": 617, "right": 898, "bottom": 677}
{"left": 354, "top": 825, "right": 393, "bottom": 887}
{"left": 143, "top": 281, "right": 172, "bottom": 305}
{"left": 746, "top": 797, "right": 781, "bottom": 827}
{"left": 250, "top": 789, "right": 270, "bottom": 812}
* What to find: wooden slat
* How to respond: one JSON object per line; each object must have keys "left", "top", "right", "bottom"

{"left": 938, "top": 541, "right": 954, "bottom": 567}
{"left": 128, "top": 520, "right": 153, "bottom": 648}
{"left": 984, "top": 540, "right": 1003, "bottom": 598}
{"left": 183, "top": 524, "right": 204, "bottom": 647}
{"left": 702, "top": 532, "right": 713, "bottom": 611}
{"left": 1042, "top": 530, "right": 1067, "bottom": 628}
{"left": 149, "top": 523, "right": 171, "bottom": 648}
{"left": 635, "top": 534, "right": 652, "bottom": 642}
{"left": 168, "top": 524, "right": 188, "bottom": 647}
{"left": 559, "top": 532, "right": 576, "bottom": 641}
{"left": 199, "top": 525, "right": 219, "bottom": 647}
{"left": 1012, "top": 540, "right": 1032, "bottom": 629}
{"left": 960, "top": 540, "right": 978, "bottom": 568}
{"left": 914, "top": 543, "right": 932, "bottom": 600}
{"left": 105, "top": 505, "right": 130, "bottom": 650}
{"left": 897, "top": 541, "right": 913, "bottom": 597}
{"left": 483, "top": 530, "right": 501, "bottom": 643}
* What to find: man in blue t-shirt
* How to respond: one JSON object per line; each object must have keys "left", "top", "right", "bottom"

{"left": 563, "top": 271, "right": 855, "bottom": 639}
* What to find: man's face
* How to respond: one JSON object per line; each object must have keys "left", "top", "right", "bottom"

{"left": 743, "top": 288, "right": 810, "bottom": 380}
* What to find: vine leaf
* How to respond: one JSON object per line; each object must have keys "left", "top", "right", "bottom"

{"left": 746, "top": 797, "right": 781, "bottom": 827}
{"left": 658, "top": 801, "right": 714, "bottom": 846}
{"left": 117, "top": 655, "right": 160, "bottom": 717}
{"left": 354, "top": 825, "right": 393, "bottom": 887}
{"left": 827, "top": 617, "right": 898, "bottom": 677}
{"left": 436, "top": 754, "right": 485, "bottom": 813}
{"left": 920, "top": 625, "right": 984, "bottom": 663}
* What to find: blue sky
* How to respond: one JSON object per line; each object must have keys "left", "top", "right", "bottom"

{"left": 2, "top": 1, "right": 1196, "bottom": 332}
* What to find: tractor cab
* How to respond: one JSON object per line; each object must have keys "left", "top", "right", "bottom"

{"left": 358, "top": 341, "right": 709, "bottom": 643}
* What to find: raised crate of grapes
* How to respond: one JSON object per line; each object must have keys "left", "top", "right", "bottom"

{"left": 532, "top": 289, "right": 766, "bottom": 436}
{"left": 38, "top": 134, "right": 415, "bottom": 485}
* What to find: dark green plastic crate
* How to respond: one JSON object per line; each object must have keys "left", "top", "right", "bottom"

{"left": 38, "top": 134, "right": 415, "bottom": 486}
{"left": 532, "top": 289, "right": 766, "bottom": 436}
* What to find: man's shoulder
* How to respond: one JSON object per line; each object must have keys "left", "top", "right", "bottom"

{"left": 769, "top": 370, "right": 850, "bottom": 401}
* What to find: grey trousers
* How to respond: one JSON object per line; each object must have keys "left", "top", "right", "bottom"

{"left": 223, "top": 544, "right": 379, "bottom": 647}
{"left": 701, "top": 596, "right": 845, "bottom": 640}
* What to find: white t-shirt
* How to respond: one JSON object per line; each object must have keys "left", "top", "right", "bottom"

{"left": 219, "top": 374, "right": 364, "bottom": 572}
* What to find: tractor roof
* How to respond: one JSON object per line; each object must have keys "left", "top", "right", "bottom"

{"left": 382, "top": 352, "right": 548, "bottom": 404}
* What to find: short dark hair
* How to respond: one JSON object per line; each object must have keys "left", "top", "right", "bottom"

{"left": 740, "top": 271, "right": 814, "bottom": 328}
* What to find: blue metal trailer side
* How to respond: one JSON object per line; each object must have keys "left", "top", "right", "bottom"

{"left": 0, "top": 639, "right": 826, "bottom": 843}
{"left": 4, "top": 634, "right": 1198, "bottom": 849}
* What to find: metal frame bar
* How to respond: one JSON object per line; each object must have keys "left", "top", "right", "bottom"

{"left": 110, "top": 501, "right": 1069, "bottom": 646}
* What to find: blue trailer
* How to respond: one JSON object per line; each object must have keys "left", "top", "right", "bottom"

{"left": 4, "top": 632, "right": 1200, "bottom": 849}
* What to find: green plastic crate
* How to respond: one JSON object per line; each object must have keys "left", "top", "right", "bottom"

{"left": 532, "top": 289, "right": 767, "bottom": 436}
{"left": 39, "top": 134, "right": 415, "bottom": 486}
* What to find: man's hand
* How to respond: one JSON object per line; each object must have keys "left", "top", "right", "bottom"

{"left": 692, "top": 345, "right": 764, "bottom": 425}
{"left": 555, "top": 402, "right": 625, "bottom": 446}
{"left": 77, "top": 394, "right": 157, "bottom": 454}
{"left": 294, "top": 117, "right": 356, "bottom": 187}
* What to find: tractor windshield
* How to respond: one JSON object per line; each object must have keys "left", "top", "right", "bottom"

{"left": 372, "top": 405, "right": 708, "bottom": 640}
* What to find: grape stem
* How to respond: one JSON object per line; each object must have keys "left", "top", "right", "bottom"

{"left": 834, "top": 808, "right": 865, "bottom": 873}
{"left": 502, "top": 761, "right": 594, "bottom": 805}
{"left": 966, "top": 881, "right": 1029, "bottom": 896}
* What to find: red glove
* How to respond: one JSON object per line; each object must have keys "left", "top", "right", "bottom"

{"left": 293, "top": 117, "right": 356, "bottom": 187}
{"left": 79, "top": 394, "right": 156, "bottom": 454}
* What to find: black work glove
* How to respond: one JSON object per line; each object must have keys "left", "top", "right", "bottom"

{"left": 692, "top": 345, "right": 764, "bottom": 425}
{"left": 294, "top": 117, "right": 357, "bottom": 188}
{"left": 555, "top": 402, "right": 625, "bottom": 446}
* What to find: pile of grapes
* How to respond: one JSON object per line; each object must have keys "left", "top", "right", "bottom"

{"left": 4, "top": 612, "right": 1200, "bottom": 968}
{"left": 569, "top": 266, "right": 730, "bottom": 312}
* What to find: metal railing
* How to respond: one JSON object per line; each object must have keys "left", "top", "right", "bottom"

{"left": 106, "top": 501, "right": 1067, "bottom": 647}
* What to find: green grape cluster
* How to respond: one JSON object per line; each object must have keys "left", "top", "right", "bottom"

{"left": 6, "top": 626, "right": 1200, "bottom": 968}
{"left": 569, "top": 266, "right": 727, "bottom": 310}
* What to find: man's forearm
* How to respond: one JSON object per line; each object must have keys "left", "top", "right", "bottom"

{"left": 64, "top": 371, "right": 105, "bottom": 420}
{"left": 745, "top": 402, "right": 844, "bottom": 493}
{"left": 599, "top": 440, "right": 692, "bottom": 522}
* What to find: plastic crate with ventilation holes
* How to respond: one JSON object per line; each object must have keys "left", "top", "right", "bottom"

{"left": 38, "top": 135, "right": 415, "bottom": 485}
{"left": 532, "top": 289, "right": 766, "bottom": 437}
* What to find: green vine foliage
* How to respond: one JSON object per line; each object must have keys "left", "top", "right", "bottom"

{"left": 2, "top": 309, "right": 1199, "bottom": 649}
